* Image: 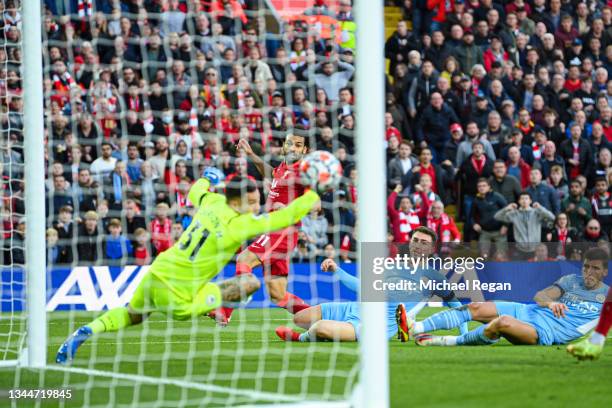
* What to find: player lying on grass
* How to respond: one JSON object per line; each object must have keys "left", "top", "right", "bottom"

{"left": 56, "top": 174, "right": 321, "bottom": 364}
{"left": 567, "top": 284, "right": 612, "bottom": 360}
{"left": 275, "top": 227, "right": 468, "bottom": 342}
{"left": 210, "top": 134, "right": 311, "bottom": 326}
{"left": 397, "top": 247, "right": 609, "bottom": 347}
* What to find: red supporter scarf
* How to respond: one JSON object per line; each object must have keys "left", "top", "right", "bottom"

{"left": 471, "top": 156, "right": 486, "bottom": 175}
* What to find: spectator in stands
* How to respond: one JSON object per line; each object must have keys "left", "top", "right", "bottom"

{"left": 415, "top": 92, "right": 459, "bottom": 162}
{"left": 51, "top": 174, "right": 74, "bottom": 214}
{"left": 459, "top": 141, "right": 494, "bottom": 226}
{"left": 104, "top": 161, "right": 130, "bottom": 213}
{"left": 46, "top": 228, "right": 68, "bottom": 265}
{"left": 489, "top": 160, "right": 521, "bottom": 204}
{"left": 126, "top": 142, "right": 143, "bottom": 183}
{"left": 505, "top": 146, "right": 531, "bottom": 189}
{"left": 545, "top": 212, "right": 580, "bottom": 258}
{"left": 4, "top": 218, "right": 25, "bottom": 265}
{"left": 387, "top": 141, "right": 417, "bottom": 192}
{"left": 90, "top": 142, "right": 117, "bottom": 181}
{"left": 453, "top": 29, "right": 484, "bottom": 73}
{"left": 561, "top": 179, "right": 593, "bottom": 233}
{"left": 388, "top": 184, "right": 421, "bottom": 244}
{"left": 71, "top": 167, "right": 98, "bottom": 217}
{"left": 526, "top": 168, "right": 560, "bottom": 215}
{"left": 104, "top": 218, "right": 133, "bottom": 262}
{"left": 411, "top": 147, "right": 450, "bottom": 203}
{"left": 426, "top": 200, "right": 461, "bottom": 244}
{"left": 385, "top": 20, "right": 417, "bottom": 75}
{"left": 133, "top": 227, "right": 152, "bottom": 266}
{"left": 494, "top": 193, "right": 555, "bottom": 258}
{"left": 583, "top": 219, "right": 609, "bottom": 243}
{"left": 548, "top": 164, "right": 569, "bottom": 203}
{"left": 538, "top": 140, "right": 565, "bottom": 179}
{"left": 471, "top": 178, "right": 508, "bottom": 257}
{"left": 301, "top": 201, "right": 329, "bottom": 250}
{"left": 150, "top": 202, "right": 172, "bottom": 255}
{"left": 123, "top": 199, "right": 147, "bottom": 237}
{"left": 77, "top": 211, "right": 101, "bottom": 263}
{"left": 592, "top": 176, "right": 612, "bottom": 239}
{"left": 456, "top": 121, "right": 496, "bottom": 166}
{"left": 442, "top": 123, "right": 464, "bottom": 168}
{"left": 307, "top": 57, "right": 355, "bottom": 103}
{"left": 407, "top": 60, "right": 438, "bottom": 119}
{"left": 560, "top": 123, "right": 593, "bottom": 181}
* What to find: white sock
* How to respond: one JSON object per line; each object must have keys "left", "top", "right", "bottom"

{"left": 413, "top": 321, "right": 424, "bottom": 334}
{"left": 590, "top": 331, "right": 606, "bottom": 346}
{"left": 443, "top": 336, "right": 458, "bottom": 346}
{"left": 299, "top": 332, "right": 310, "bottom": 342}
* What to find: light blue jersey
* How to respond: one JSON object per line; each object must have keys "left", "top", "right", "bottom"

{"left": 321, "top": 266, "right": 461, "bottom": 340}
{"left": 495, "top": 274, "right": 609, "bottom": 345}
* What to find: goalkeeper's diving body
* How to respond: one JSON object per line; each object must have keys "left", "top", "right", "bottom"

{"left": 275, "top": 227, "right": 468, "bottom": 342}
{"left": 56, "top": 175, "right": 320, "bottom": 364}
{"left": 402, "top": 247, "right": 609, "bottom": 347}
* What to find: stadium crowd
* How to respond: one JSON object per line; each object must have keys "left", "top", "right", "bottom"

{"left": 0, "top": 0, "right": 610, "bottom": 266}
{"left": 384, "top": 0, "right": 612, "bottom": 259}
{"left": 1, "top": 0, "right": 358, "bottom": 266}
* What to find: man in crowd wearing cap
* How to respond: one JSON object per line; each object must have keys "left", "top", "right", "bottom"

{"left": 443, "top": 123, "right": 465, "bottom": 168}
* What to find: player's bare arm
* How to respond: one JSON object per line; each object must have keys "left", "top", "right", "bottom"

{"left": 533, "top": 286, "right": 567, "bottom": 318}
{"left": 238, "top": 138, "right": 274, "bottom": 178}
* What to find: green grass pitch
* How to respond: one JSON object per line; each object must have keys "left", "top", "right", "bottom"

{"left": 1, "top": 308, "right": 611, "bottom": 407}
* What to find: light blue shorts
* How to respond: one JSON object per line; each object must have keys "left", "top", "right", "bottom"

{"left": 320, "top": 302, "right": 361, "bottom": 339}
{"left": 494, "top": 301, "right": 553, "bottom": 345}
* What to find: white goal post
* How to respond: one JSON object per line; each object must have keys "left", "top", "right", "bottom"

{"left": 12, "top": 0, "right": 390, "bottom": 406}
{"left": 23, "top": 0, "right": 47, "bottom": 369}
{"left": 354, "top": 0, "right": 390, "bottom": 407}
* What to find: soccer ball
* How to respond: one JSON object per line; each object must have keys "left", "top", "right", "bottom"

{"left": 299, "top": 151, "right": 343, "bottom": 191}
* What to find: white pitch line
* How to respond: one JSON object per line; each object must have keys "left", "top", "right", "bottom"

{"left": 44, "top": 365, "right": 304, "bottom": 403}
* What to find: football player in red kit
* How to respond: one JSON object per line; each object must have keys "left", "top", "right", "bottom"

{"left": 210, "top": 132, "right": 311, "bottom": 325}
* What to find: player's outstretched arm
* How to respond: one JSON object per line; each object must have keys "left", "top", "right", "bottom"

{"left": 229, "top": 190, "right": 320, "bottom": 242}
{"left": 322, "top": 259, "right": 359, "bottom": 292}
{"left": 238, "top": 139, "right": 274, "bottom": 179}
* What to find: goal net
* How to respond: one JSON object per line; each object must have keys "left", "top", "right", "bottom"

{"left": 1, "top": 1, "right": 386, "bottom": 407}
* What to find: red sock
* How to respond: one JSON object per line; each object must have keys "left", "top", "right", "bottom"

{"left": 595, "top": 287, "right": 612, "bottom": 337}
{"left": 217, "top": 263, "right": 254, "bottom": 321}
{"left": 276, "top": 292, "right": 310, "bottom": 314}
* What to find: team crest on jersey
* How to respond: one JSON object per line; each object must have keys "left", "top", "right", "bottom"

{"left": 596, "top": 294, "right": 606, "bottom": 303}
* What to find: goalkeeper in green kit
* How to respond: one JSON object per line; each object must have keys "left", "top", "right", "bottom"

{"left": 56, "top": 172, "right": 320, "bottom": 364}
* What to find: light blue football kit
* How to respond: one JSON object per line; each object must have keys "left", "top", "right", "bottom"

{"left": 495, "top": 274, "right": 609, "bottom": 345}
{"left": 320, "top": 265, "right": 467, "bottom": 339}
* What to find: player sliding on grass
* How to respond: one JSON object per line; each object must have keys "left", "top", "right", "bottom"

{"left": 210, "top": 133, "right": 311, "bottom": 326}
{"left": 397, "top": 247, "right": 609, "bottom": 347}
{"left": 275, "top": 227, "right": 468, "bottom": 342}
{"left": 56, "top": 174, "right": 321, "bottom": 364}
{"left": 567, "top": 284, "right": 612, "bottom": 360}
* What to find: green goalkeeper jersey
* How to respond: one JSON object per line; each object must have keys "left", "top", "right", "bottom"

{"left": 149, "top": 178, "right": 319, "bottom": 299}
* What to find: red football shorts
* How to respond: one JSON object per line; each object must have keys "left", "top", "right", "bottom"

{"left": 247, "top": 226, "right": 298, "bottom": 276}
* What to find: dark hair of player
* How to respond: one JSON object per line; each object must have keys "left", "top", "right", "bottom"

{"left": 289, "top": 127, "right": 310, "bottom": 147}
{"left": 583, "top": 247, "right": 609, "bottom": 265}
{"left": 412, "top": 226, "right": 438, "bottom": 244}
{"left": 225, "top": 176, "right": 258, "bottom": 201}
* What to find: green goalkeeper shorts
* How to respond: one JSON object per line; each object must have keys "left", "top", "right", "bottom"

{"left": 129, "top": 272, "right": 222, "bottom": 321}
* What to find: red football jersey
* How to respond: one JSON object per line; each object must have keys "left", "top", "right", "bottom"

{"left": 266, "top": 161, "right": 305, "bottom": 211}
